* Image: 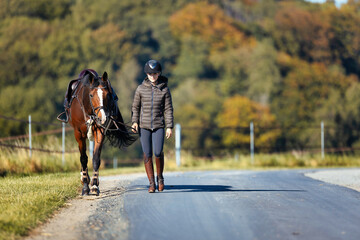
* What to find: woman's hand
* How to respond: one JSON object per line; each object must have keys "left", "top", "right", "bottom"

{"left": 166, "top": 128, "right": 172, "bottom": 139}
{"left": 131, "top": 123, "right": 138, "bottom": 133}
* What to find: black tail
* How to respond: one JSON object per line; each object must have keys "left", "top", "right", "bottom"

{"left": 106, "top": 110, "right": 138, "bottom": 148}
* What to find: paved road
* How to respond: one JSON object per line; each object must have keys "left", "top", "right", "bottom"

{"left": 81, "top": 170, "right": 360, "bottom": 240}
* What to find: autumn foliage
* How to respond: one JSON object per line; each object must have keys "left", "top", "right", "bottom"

{"left": 169, "top": 2, "right": 256, "bottom": 52}
{"left": 1, "top": 0, "right": 360, "bottom": 156}
{"left": 217, "top": 95, "right": 280, "bottom": 150}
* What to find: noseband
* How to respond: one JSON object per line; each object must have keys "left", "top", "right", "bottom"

{"left": 89, "top": 86, "right": 108, "bottom": 121}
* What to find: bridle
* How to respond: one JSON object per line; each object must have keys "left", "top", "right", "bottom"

{"left": 72, "top": 78, "right": 134, "bottom": 138}
{"left": 89, "top": 85, "right": 109, "bottom": 125}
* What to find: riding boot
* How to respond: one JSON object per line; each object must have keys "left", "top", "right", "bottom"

{"left": 144, "top": 154, "right": 155, "bottom": 193}
{"left": 155, "top": 152, "right": 165, "bottom": 192}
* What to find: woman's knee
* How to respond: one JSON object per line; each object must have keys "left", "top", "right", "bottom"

{"left": 154, "top": 151, "right": 162, "bottom": 158}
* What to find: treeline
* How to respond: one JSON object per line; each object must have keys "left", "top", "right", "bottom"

{"left": 1, "top": 0, "right": 360, "bottom": 156}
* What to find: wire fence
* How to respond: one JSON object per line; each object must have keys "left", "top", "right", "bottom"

{"left": 0, "top": 115, "right": 77, "bottom": 154}
{"left": 170, "top": 122, "right": 360, "bottom": 162}
{"left": 2, "top": 115, "right": 360, "bottom": 160}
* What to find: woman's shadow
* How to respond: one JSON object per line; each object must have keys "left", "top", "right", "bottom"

{"left": 132, "top": 185, "right": 305, "bottom": 193}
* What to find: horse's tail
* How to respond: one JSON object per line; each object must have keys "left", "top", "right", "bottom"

{"left": 106, "top": 110, "right": 138, "bottom": 148}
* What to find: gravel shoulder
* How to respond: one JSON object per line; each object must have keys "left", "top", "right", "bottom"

{"left": 305, "top": 168, "right": 360, "bottom": 192}
{"left": 25, "top": 173, "right": 143, "bottom": 240}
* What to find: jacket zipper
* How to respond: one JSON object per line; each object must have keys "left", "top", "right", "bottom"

{"left": 140, "top": 102, "right": 143, "bottom": 126}
{"left": 151, "top": 86, "right": 154, "bottom": 130}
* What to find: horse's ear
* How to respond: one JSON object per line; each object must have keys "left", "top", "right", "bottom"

{"left": 102, "top": 72, "right": 108, "bottom": 82}
{"left": 103, "top": 72, "right": 113, "bottom": 95}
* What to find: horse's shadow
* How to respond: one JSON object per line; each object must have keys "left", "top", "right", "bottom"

{"left": 130, "top": 185, "right": 306, "bottom": 193}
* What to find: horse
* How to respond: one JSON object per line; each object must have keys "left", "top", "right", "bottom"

{"left": 68, "top": 70, "right": 136, "bottom": 195}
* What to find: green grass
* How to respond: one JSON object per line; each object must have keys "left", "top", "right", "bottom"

{"left": 0, "top": 173, "right": 79, "bottom": 240}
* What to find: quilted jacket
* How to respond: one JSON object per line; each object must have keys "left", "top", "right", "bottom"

{"left": 131, "top": 76, "right": 174, "bottom": 130}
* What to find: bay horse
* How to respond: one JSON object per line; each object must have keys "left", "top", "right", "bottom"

{"left": 68, "top": 70, "right": 136, "bottom": 195}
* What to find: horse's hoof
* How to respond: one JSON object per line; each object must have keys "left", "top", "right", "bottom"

{"left": 82, "top": 189, "right": 90, "bottom": 196}
{"left": 91, "top": 186, "right": 100, "bottom": 196}
{"left": 82, "top": 185, "right": 90, "bottom": 196}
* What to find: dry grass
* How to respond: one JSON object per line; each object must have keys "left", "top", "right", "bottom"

{"left": 164, "top": 151, "right": 360, "bottom": 171}
{"left": 0, "top": 148, "right": 79, "bottom": 176}
{"left": 0, "top": 137, "right": 79, "bottom": 176}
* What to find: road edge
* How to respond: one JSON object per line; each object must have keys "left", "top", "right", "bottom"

{"left": 305, "top": 168, "right": 360, "bottom": 192}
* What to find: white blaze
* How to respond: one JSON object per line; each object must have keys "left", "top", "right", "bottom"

{"left": 97, "top": 88, "right": 106, "bottom": 124}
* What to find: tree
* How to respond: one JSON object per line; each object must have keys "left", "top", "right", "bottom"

{"left": 217, "top": 95, "right": 279, "bottom": 151}
{"left": 246, "top": 38, "right": 280, "bottom": 105}
{"left": 172, "top": 79, "right": 223, "bottom": 154}
{"left": 210, "top": 46, "right": 252, "bottom": 97}
{"left": 172, "top": 36, "right": 211, "bottom": 82}
{"left": 271, "top": 55, "right": 355, "bottom": 148}
{"left": 315, "top": 79, "right": 360, "bottom": 148}
{"left": 326, "top": 4, "right": 360, "bottom": 75}
{"left": 0, "top": 17, "right": 51, "bottom": 85}
{"left": 0, "top": 0, "right": 73, "bottom": 20}
{"left": 169, "top": 1, "right": 255, "bottom": 52}
{"left": 271, "top": 4, "right": 332, "bottom": 64}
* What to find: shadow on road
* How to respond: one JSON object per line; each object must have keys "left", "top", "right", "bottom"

{"left": 130, "top": 185, "right": 306, "bottom": 193}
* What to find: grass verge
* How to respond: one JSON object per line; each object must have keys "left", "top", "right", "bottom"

{"left": 0, "top": 172, "right": 79, "bottom": 240}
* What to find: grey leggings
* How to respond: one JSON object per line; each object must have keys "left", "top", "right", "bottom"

{"left": 140, "top": 128, "right": 165, "bottom": 158}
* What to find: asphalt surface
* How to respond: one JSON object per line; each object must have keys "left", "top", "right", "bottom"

{"left": 80, "top": 170, "right": 360, "bottom": 240}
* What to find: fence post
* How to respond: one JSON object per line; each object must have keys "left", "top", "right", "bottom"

{"left": 29, "top": 115, "right": 32, "bottom": 158}
{"left": 113, "top": 157, "right": 118, "bottom": 169}
{"left": 321, "top": 121, "right": 324, "bottom": 160}
{"left": 62, "top": 122, "right": 65, "bottom": 166}
{"left": 250, "top": 121, "right": 254, "bottom": 165}
{"left": 175, "top": 123, "right": 181, "bottom": 167}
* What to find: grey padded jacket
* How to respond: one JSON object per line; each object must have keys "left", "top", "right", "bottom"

{"left": 131, "top": 76, "right": 174, "bottom": 130}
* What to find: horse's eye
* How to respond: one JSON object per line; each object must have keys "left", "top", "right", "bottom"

{"left": 89, "top": 94, "right": 93, "bottom": 98}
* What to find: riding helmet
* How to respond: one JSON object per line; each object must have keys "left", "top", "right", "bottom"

{"left": 144, "top": 60, "right": 162, "bottom": 74}
{"left": 79, "top": 69, "right": 99, "bottom": 78}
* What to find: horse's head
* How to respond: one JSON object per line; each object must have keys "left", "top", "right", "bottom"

{"left": 82, "top": 70, "right": 114, "bottom": 126}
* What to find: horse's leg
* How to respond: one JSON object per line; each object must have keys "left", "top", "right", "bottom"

{"left": 90, "top": 129, "right": 104, "bottom": 196}
{"left": 75, "top": 130, "right": 90, "bottom": 195}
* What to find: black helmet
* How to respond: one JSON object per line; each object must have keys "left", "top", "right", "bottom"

{"left": 144, "top": 60, "right": 162, "bottom": 74}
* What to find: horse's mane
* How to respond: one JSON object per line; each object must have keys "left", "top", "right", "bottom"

{"left": 105, "top": 110, "right": 138, "bottom": 148}
{"left": 81, "top": 74, "right": 101, "bottom": 88}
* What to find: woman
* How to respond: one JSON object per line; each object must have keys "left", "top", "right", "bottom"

{"left": 131, "top": 60, "right": 174, "bottom": 193}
